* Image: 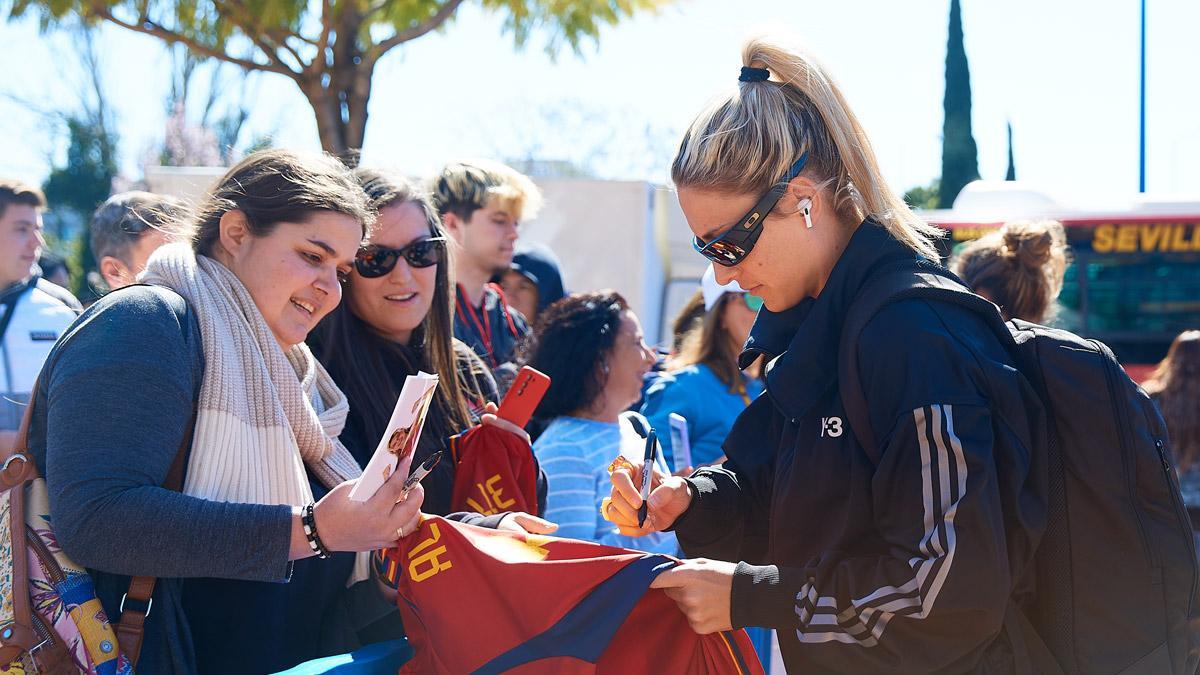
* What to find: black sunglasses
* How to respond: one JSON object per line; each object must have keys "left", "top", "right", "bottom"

{"left": 692, "top": 153, "right": 809, "bottom": 267}
{"left": 355, "top": 237, "right": 446, "bottom": 278}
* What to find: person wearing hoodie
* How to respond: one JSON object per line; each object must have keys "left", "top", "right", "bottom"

{"left": 495, "top": 241, "right": 566, "bottom": 326}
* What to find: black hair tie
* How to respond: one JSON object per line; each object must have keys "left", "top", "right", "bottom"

{"left": 739, "top": 66, "right": 770, "bottom": 83}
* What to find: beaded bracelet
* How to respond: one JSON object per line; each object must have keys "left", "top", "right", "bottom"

{"left": 301, "top": 502, "right": 330, "bottom": 559}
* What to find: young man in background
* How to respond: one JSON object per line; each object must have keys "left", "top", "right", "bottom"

{"left": 430, "top": 160, "right": 542, "bottom": 378}
{"left": 0, "top": 179, "right": 79, "bottom": 453}
{"left": 90, "top": 191, "right": 184, "bottom": 290}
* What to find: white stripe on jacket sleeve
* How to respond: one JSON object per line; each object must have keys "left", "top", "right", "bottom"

{"left": 793, "top": 404, "right": 969, "bottom": 647}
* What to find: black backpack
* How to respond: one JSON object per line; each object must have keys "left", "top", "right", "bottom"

{"left": 838, "top": 261, "right": 1200, "bottom": 675}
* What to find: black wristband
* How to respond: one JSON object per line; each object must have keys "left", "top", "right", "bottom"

{"left": 301, "top": 502, "right": 330, "bottom": 559}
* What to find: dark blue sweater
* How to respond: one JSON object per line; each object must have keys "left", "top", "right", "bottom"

{"left": 29, "top": 286, "right": 355, "bottom": 674}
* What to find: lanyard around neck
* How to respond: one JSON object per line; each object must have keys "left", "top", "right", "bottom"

{"left": 457, "top": 285, "right": 497, "bottom": 368}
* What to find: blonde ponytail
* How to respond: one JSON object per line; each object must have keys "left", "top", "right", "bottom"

{"left": 672, "top": 37, "right": 943, "bottom": 260}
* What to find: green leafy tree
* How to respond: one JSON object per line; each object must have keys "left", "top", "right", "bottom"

{"left": 8, "top": 0, "right": 664, "bottom": 155}
{"left": 42, "top": 118, "right": 117, "bottom": 216}
{"left": 939, "top": 0, "right": 979, "bottom": 208}
{"left": 904, "top": 179, "right": 940, "bottom": 210}
{"left": 43, "top": 116, "right": 116, "bottom": 300}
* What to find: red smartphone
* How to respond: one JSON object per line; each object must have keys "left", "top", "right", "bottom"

{"left": 496, "top": 366, "right": 551, "bottom": 428}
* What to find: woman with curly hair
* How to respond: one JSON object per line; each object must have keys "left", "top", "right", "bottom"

{"left": 526, "top": 290, "right": 676, "bottom": 553}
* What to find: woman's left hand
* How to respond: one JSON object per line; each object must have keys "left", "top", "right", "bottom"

{"left": 480, "top": 401, "right": 531, "bottom": 445}
{"left": 497, "top": 512, "right": 559, "bottom": 534}
{"left": 650, "top": 558, "right": 737, "bottom": 634}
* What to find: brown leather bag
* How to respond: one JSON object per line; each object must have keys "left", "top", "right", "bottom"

{"left": 0, "top": 376, "right": 192, "bottom": 672}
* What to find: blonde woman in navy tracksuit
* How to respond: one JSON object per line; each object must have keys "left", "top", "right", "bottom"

{"left": 607, "top": 38, "right": 1045, "bottom": 674}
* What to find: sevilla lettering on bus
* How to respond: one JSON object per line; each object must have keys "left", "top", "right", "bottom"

{"left": 1091, "top": 223, "right": 1200, "bottom": 253}
{"left": 949, "top": 226, "right": 1000, "bottom": 242}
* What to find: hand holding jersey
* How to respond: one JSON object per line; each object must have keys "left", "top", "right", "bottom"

{"left": 606, "top": 460, "right": 737, "bottom": 635}
{"left": 650, "top": 559, "right": 737, "bottom": 635}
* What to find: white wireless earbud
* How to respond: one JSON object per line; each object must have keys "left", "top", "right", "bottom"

{"left": 799, "top": 198, "right": 814, "bottom": 229}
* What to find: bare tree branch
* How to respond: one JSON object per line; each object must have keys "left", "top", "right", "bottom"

{"left": 371, "top": 0, "right": 465, "bottom": 60}
{"left": 78, "top": 28, "right": 110, "bottom": 136}
{"left": 314, "top": 0, "right": 334, "bottom": 72}
{"left": 88, "top": 3, "right": 299, "bottom": 79}
{"left": 273, "top": 32, "right": 308, "bottom": 71}
{"left": 201, "top": 58, "right": 223, "bottom": 125}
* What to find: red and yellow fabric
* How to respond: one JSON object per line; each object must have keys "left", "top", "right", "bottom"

{"left": 375, "top": 516, "right": 763, "bottom": 674}
{"left": 449, "top": 425, "right": 539, "bottom": 517}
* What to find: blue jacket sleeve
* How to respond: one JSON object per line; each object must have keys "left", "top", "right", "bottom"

{"left": 41, "top": 289, "right": 294, "bottom": 582}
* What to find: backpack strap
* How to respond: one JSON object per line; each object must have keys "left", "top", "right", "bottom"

{"left": 113, "top": 286, "right": 197, "bottom": 668}
{"left": 837, "top": 260, "right": 1015, "bottom": 463}
{"left": 114, "top": 407, "right": 194, "bottom": 667}
{"left": 0, "top": 375, "right": 54, "bottom": 667}
{"left": 0, "top": 280, "right": 25, "bottom": 347}
{"left": 837, "top": 263, "right": 1068, "bottom": 673}
{"left": 3, "top": 376, "right": 196, "bottom": 669}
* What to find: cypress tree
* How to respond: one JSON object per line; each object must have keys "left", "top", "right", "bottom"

{"left": 939, "top": 0, "right": 980, "bottom": 207}
{"left": 1005, "top": 121, "right": 1016, "bottom": 180}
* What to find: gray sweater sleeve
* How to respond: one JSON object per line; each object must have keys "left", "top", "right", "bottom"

{"left": 42, "top": 287, "right": 293, "bottom": 582}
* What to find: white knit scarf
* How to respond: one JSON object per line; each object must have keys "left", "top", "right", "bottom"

{"left": 142, "top": 243, "right": 362, "bottom": 507}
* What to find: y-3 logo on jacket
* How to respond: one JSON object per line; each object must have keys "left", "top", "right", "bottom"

{"left": 820, "top": 417, "right": 843, "bottom": 438}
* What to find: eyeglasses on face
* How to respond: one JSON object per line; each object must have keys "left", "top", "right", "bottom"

{"left": 354, "top": 237, "right": 446, "bottom": 278}
{"left": 691, "top": 153, "right": 810, "bottom": 267}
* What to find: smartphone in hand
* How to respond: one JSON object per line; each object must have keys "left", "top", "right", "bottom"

{"left": 497, "top": 366, "right": 551, "bottom": 428}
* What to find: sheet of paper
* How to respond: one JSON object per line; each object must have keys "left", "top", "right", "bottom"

{"left": 349, "top": 371, "right": 440, "bottom": 502}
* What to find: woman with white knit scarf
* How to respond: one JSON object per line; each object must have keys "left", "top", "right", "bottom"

{"left": 29, "top": 150, "right": 423, "bottom": 674}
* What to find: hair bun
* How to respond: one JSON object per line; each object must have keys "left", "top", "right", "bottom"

{"left": 1002, "top": 221, "right": 1055, "bottom": 270}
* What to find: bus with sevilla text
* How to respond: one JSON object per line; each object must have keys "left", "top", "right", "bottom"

{"left": 923, "top": 183, "right": 1200, "bottom": 381}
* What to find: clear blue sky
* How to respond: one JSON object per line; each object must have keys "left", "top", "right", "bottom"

{"left": 1, "top": 0, "right": 1198, "bottom": 205}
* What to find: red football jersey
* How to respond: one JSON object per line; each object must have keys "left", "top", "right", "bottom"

{"left": 449, "top": 425, "right": 540, "bottom": 516}
{"left": 375, "top": 516, "right": 763, "bottom": 674}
